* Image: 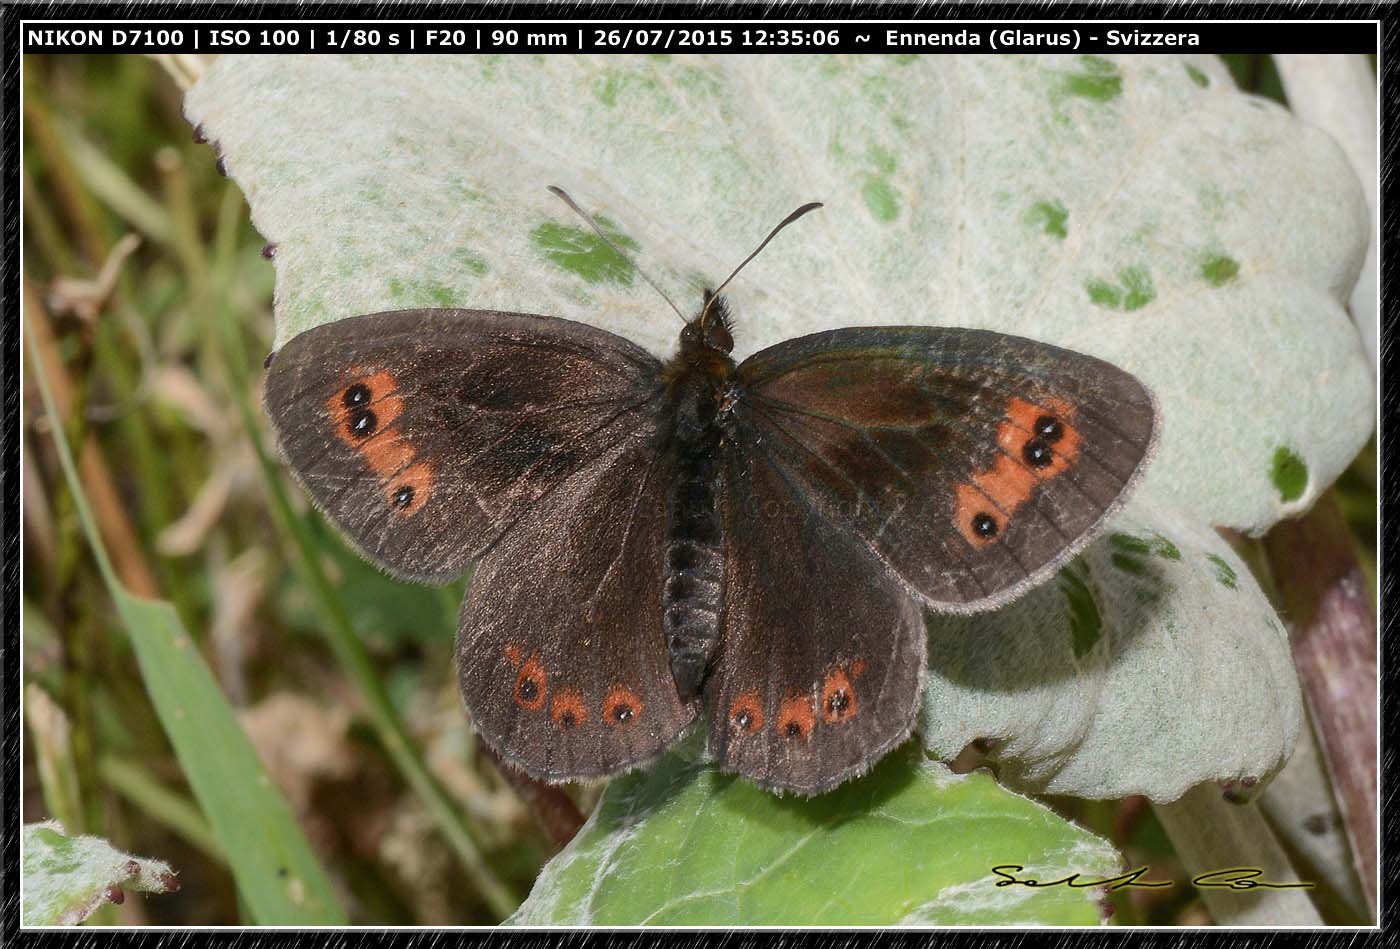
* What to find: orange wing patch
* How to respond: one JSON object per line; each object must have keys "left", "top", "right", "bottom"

{"left": 550, "top": 689, "right": 587, "bottom": 728}
{"left": 954, "top": 396, "right": 1082, "bottom": 546}
{"left": 513, "top": 656, "right": 548, "bottom": 711}
{"left": 728, "top": 692, "right": 764, "bottom": 735}
{"left": 776, "top": 695, "right": 816, "bottom": 741}
{"left": 820, "top": 667, "right": 859, "bottom": 725}
{"left": 603, "top": 687, "right": 643, "bottom": 727}
{"left": 326, "top": 370, "right": 434, "bottom": 516}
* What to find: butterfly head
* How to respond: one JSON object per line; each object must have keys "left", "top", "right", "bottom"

{"left": 683, "top": 289, "right": 735, "bottom": 355}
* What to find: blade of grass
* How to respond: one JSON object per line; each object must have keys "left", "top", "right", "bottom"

{"left": 59, "top": 121, "right": 176, "bottom": 249}
{"left": 25, "top": 297, "right": 348, "bottom": 925}
{"left": 200, "top": 171, "right": 520, "bottom": 918}
{"left": 98, "top": 756, "right": 226, "bottom": 867}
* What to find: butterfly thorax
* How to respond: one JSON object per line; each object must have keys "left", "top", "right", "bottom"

{"left": 660, "top": 300, "right": 739, "bottom": 699}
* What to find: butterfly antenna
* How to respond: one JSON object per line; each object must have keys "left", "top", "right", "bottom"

{"left": 699, "top": 201, "right": 824, "bottom": 326}
{"left": 546, "top": 185, "right": 688, "bottom": 324}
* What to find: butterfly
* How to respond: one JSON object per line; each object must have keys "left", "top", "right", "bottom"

{"left": 263, "top": 191, "right": 1158, "bottom": 796}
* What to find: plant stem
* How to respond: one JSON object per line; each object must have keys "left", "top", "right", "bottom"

{"left": 481, "top": 746, "right": 585, "bottom": 851}
{"left": 1263, "top": 491, "right": 1377, "bottom": 917}
{"left": 1152, "top": 783, "right": 1322, "bottom": 925}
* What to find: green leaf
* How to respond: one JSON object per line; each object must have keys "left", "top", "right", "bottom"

{"left": 921, "top": 496, "right": 1301, "bottom": 802}
{"left": 21, "top": 821, "right": 178, "bottom": 926}
{"left": 511, "top": 746, "right": 1120, "bottom": 925}
{"left": 184, "top": 53, "right": 1372, "bottom": 534}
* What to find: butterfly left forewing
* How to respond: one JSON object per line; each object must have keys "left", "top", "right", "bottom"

{"left": 733, "top": 327, "right": 1158, "bottom": 612}
{"left": 703, "top": 441, "right": 925, "bottom": 796}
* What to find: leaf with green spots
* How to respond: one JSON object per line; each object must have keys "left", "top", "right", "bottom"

{"left": 531, "top": 218, "right": 638, "bottom": 286}
{"left": 1206, "top": 554, "right": 1239, "bottom": 590}
{"left": 1085, "top": 266, "right": 1155, "bottom": 311}
{"left": 922, "top": 497, "right": 1300, "bottom": 802}
{"left": 511, "top": 747, "right": 1120, "bottom": 925}
{"left": 22, "top": 822, "right": 179, "bottom": 926}
{"left": 1201, "top": 254, "right": 1240, "bottom": 286}
{"left": 861, "top": 177, "right": 899, "bottom": 222}
{"left": 1026, "top": 199, "right": 1069, "bottom": 239}
{"left": 185, "top": 55, "right": 1357, "bottom": 813}
{"left": 185, "top": 54, "right": 1370, "bottom": 532}
{"left": 1062, "top": 55, "right": 1123, "bottom": 101}
{"left": 1271, "top": 446, "right": 1309, "bottom": 502}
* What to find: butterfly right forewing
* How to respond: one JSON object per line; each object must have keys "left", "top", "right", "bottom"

{"left": 264, "top": 308, "right": 664, "bottom": 583}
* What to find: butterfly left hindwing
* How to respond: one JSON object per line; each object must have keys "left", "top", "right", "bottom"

{"left": 703, "top": 442, "right": 926, "bottom": 795}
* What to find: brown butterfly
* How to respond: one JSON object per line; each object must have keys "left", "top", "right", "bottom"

{"left": 263, "top": 191, "right": 1157, "bottom": 795}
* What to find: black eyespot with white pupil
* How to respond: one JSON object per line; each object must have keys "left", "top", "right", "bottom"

{"left": 393, "top": 485, "right": 415, "bottom": 509}
{"left": 827, "top": 690, "right": 849, "bottom": 714}
{"left": 1035, "top": 415, "right": 1063, "bottom": 442}
{"left": 348, "top": 409, "right": 377, "bottom": 438}
{"left": 518, "top": 678, "right": 539, "bottom": 701}
{"left": 1023, "top": 438, "right": 1053, "bottom": 468}
{"left": 734, "top": 710, "right": 752, "bottom": 729}
{"left": 612, "top": 703, "right": 634, "bottom": 723}
{"left": 784, "top": 721, "right": 803, "bottom": 737}
{"left": 343, "top": 383, "right": 371, "bottom": 408}
{"left": 972, "top": 513, "right": 998, "bottom": 538}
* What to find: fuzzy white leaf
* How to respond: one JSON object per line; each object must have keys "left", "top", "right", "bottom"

{"left": 920, "top": 496, "right": 1301, "bottom": 802}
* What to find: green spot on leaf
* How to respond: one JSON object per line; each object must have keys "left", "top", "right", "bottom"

{"left": 1109, "top": 533, "right": 1151, "bottom": 555}
{"left": 1271, "top": 446, "right": 1309, "bottom": 502}
{"left": 453, "top": 248, "right": 488, "bottom": 278}
{"left": 1064, "top": 55, "right": 1123, "bottom": 101}
{"left": 868, "top": 144, "right": 897, "bottom": 175}
{"left": 1185, "top": 64, "right": 1210, "bottom": 88}
{"left": 594, "top": 72, "right": 626, "bottom": 107}
{"left": 1110, "top": 552, "right": 1148, "bottom": 577}
{"left": 1151, "top": 534, "right": 1182, "bottom": 561}
{"left": 1201, "top": 254, "right": 1240, "bottom": 286}
{"left": 1059, "top": 561, "right": 1102, "bottom": 658}
{"left": 531, "top": 217, "right": 638, "bottom": 286}
{"left": 387, "top": 278, "right": 464, "bottom": 308}
{"left": 862, "top": 178, "right": 899, "bottom": 222}
{"left": 1085, "top": 266, "right": 1155, "bottom": 311}
{"left": 1207, "top": 554, "right": 1239, "bottom": 590}
{"left": 1110, "top": 532, "right": 1180, "bottom": 562}
{"left": 1026, "top": 200, "right": 1069, "bottom": 239}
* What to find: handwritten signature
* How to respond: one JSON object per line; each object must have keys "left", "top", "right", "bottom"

{"left": 992, "top": 865, "right": 1315, "bottom": 891}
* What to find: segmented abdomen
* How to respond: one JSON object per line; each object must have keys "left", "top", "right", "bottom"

{"left": 663, "top": 446, "right": 725, "bottom": 699}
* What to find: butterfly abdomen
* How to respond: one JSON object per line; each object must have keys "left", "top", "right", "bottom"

{"left": 662, "top": 372, "right": 728, "bottom": 699}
